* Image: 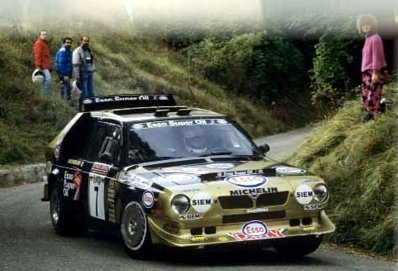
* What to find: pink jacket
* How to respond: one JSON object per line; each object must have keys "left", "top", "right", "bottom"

{"left": 361, "top": 33, "right": 386, "bottom": 72}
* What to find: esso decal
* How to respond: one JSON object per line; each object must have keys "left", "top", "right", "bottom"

{"left": 191, "top": 192, "right": 212, "bottom": 213}
{"left": 225, "top": 175, "right": 267, "bottom": 188}
{"left": 142, "top": 191, "right": 154, "bottom": 208}
{"left": 295, "top": 184, "right": 314, "bottom": 204}
{"left": 242, "top": 221, "right": 268, "bottom": 236}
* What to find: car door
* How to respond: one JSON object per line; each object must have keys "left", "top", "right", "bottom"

{"left": 84, "top": 120, "right": 122, "bottom": 223}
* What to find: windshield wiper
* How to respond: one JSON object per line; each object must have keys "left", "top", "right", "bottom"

{"left": 199, "top": 151, "right": 232, "bottom": 157}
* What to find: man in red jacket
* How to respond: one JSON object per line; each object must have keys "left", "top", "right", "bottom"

{"left": 33, "top": 30, "right": 53, "bottom": 95}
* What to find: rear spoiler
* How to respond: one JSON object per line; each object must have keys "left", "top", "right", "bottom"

{"left": 79, "top": 94, "right": 176, "bottom": 112}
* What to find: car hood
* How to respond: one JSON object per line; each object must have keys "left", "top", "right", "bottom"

{"left": 122, "top": 159, "right": 309, "bottom": 192}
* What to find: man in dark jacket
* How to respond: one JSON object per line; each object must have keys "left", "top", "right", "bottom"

{"left": 55, "top": 37, "right": 73, "bottom": 105}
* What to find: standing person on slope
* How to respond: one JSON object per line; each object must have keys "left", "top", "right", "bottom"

{"left": 72, "top": 35, "right": 96, "bottom": 103}
{"left": 33, "top": 30, "right": 53, "bottom": 95}
{"left": 357, "top": 14, "right": 387, "bottom": 121}
{"left": 55, "top": 37, "right": 74, "bottom": 105}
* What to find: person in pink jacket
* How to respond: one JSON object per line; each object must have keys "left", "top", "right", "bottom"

{"left": 357, "top": 14, "right": 387, "bottom": 121}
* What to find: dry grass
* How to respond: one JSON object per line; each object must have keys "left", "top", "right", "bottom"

{"left": 289, "top": 84, "right": 398, "bottom": 255}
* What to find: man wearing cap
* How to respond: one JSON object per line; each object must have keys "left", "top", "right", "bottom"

{"left": 33, "top": 30, "right": 52, "bottom": 95}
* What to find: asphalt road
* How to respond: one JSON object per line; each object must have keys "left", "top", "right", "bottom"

{"left": 0, "top": 128, "right": 396, "bottom": 271}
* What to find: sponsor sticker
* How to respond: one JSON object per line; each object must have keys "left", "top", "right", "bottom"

{"left": 142, "top": 191, "right": 154, "bottom": 208}
{"left": 91, "top": 162, "right": 111, "bottom": 176}
{"left": 229, "top": 227, "right": 286, "bottom": 241}
{"left": 275, "top": 166, "right": 306, "bottom": 175}
{"left": 304, "top": 203, "right": 322, "bottom": 211}
{"left": 163, "top": 223, "right": 179, "bottom": 234}
{"left": 179, "top": 213, "right": 201, "bottom": 221}
{"left": 225, "top": 175, "right": 267, "bottom": 188}
{"left": 205, "top": 163, "right": 234, "bottom": 169}
{"left": 165, "top": 173, "right": 200, "bottom": 185}
{"left": 295, "top": 184, "right": 314, "bottom": 205}
{"left": 230, "top": 187, "right": 278, "bottom": 196}
{"left": 242, "top": 221, "right": 268, "bottom": 236}
{"left": 191, "top": 192, "right": 212, "bottom": 213}
{"left": 191, "top": 236, "right": 206, "bottom": 242}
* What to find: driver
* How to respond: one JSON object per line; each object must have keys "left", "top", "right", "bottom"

{"left": 182, "top": 127, "right": 208, "bottom": 154}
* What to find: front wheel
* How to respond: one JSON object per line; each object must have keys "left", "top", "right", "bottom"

{"left": 120, "top": 201, "right": 152, "bottom": 258}
{"left": 50, "top": 187, "right": 87, "bottom": 235}
{"left": 272, "top": 235, "right": 323, "bottom": 258}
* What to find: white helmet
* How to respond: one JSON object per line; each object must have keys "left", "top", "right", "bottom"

{"left": 32, "top": 69, "right": 44, "bottom": 83}
{"left": 182, "top": 127, "right": 207, "bottom": 154}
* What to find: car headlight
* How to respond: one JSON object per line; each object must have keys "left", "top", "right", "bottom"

{"left": 313, "top": 184, "right": 328, "bottom": 202}
{"left": 171, "top": 194, "right": 190, "bottom": 214}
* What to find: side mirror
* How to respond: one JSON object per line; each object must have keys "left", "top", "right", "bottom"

{"left": 259, "top": 143, "right": 270, "bottom": 155}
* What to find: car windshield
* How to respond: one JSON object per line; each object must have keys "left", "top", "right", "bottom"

{"left": 127, "top": 118, "right": 258, "bottom": 163}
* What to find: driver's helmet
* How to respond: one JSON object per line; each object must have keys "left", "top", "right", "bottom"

{"left": 182, "top": 127, "right": 207, "bottom": 154}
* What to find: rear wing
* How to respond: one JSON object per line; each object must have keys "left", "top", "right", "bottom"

{"left": 79, "top": 94, "right": 176, "bottom": 112}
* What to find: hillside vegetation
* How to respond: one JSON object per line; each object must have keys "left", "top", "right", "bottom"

{"left": 289, "top": 84, "right": 397, "bottom": 256}
{"left": 0, "top": 24, "right": 291, "bottom": 165}
{"left": 0, "top": 21, "right": 396, "bottom": 257}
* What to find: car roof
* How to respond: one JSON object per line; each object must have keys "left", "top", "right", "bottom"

{"left": 81, "top": 94, "right": 225, "bottom": 123}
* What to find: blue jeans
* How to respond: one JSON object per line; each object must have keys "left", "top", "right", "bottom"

{"left": 40, "top": 69, "right": 52, "bottom": 95}
{"left": 59, "top": 76, "right": 72, "bottom": 101}
{"left": 78, "top": 72, "right": 95, "bottom": 100}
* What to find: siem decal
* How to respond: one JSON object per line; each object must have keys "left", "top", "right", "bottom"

{"left": 295, "top": 184, "right": 314, "bottom": 205}
{"left": 142, "top": 191, "right": 154, "bottom": 208}
{"left": 191, "top": 192, "right": 213, "bottom": 213}
{"left": 225, "top": 174, "right": 267, "bottom": 188}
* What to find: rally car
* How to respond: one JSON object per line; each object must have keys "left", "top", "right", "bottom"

{"left": 42, "top": 94, "right": 335, "bottom": 258}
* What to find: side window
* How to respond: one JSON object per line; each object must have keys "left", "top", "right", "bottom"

{"left": 86, "top": 122, "right": 122, "bottom": 166}
{"left": 61, "top": 114, "right": 95, "bottom": 160}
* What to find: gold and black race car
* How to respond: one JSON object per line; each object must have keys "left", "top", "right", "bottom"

{"left": 42, "top": 94, "right": 335, "bottom": 258}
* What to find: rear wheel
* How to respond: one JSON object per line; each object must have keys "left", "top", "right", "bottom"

{"left": 50, "top": 187, "right": 87, "bottom": 235}
{"left": 273, "top": 235, "right": 323, "bottom": 258}
{"left": 120, "top": 201, "right": 152, "bottom": 258}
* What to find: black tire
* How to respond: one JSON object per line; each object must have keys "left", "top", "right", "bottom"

{"left": 120, "top": 201, "right": 152, "bottom": 259}
{"left": 49, "top": 187, "right": 87, "bottom": 236}
{"left": 272, "top": 235, "right": 323, "bottom": 258}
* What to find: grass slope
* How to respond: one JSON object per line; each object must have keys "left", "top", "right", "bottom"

{"left": 0, "top": 24, "right": 288, "bottom": 165}
{"left": 289, "top": 85, "right": 397, "bottom": 256}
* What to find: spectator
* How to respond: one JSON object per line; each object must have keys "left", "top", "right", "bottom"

{"left": 55, "top": 37, "right": 73, "bottom": 105}
{"left": 33, "top": 30, "right": 52, "bottom": 95}
{"left": 72, "top": 35, "right": 96, "bottom": 101}
{"left": 357, "top": 14, "right": 387, "bottom": 121}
